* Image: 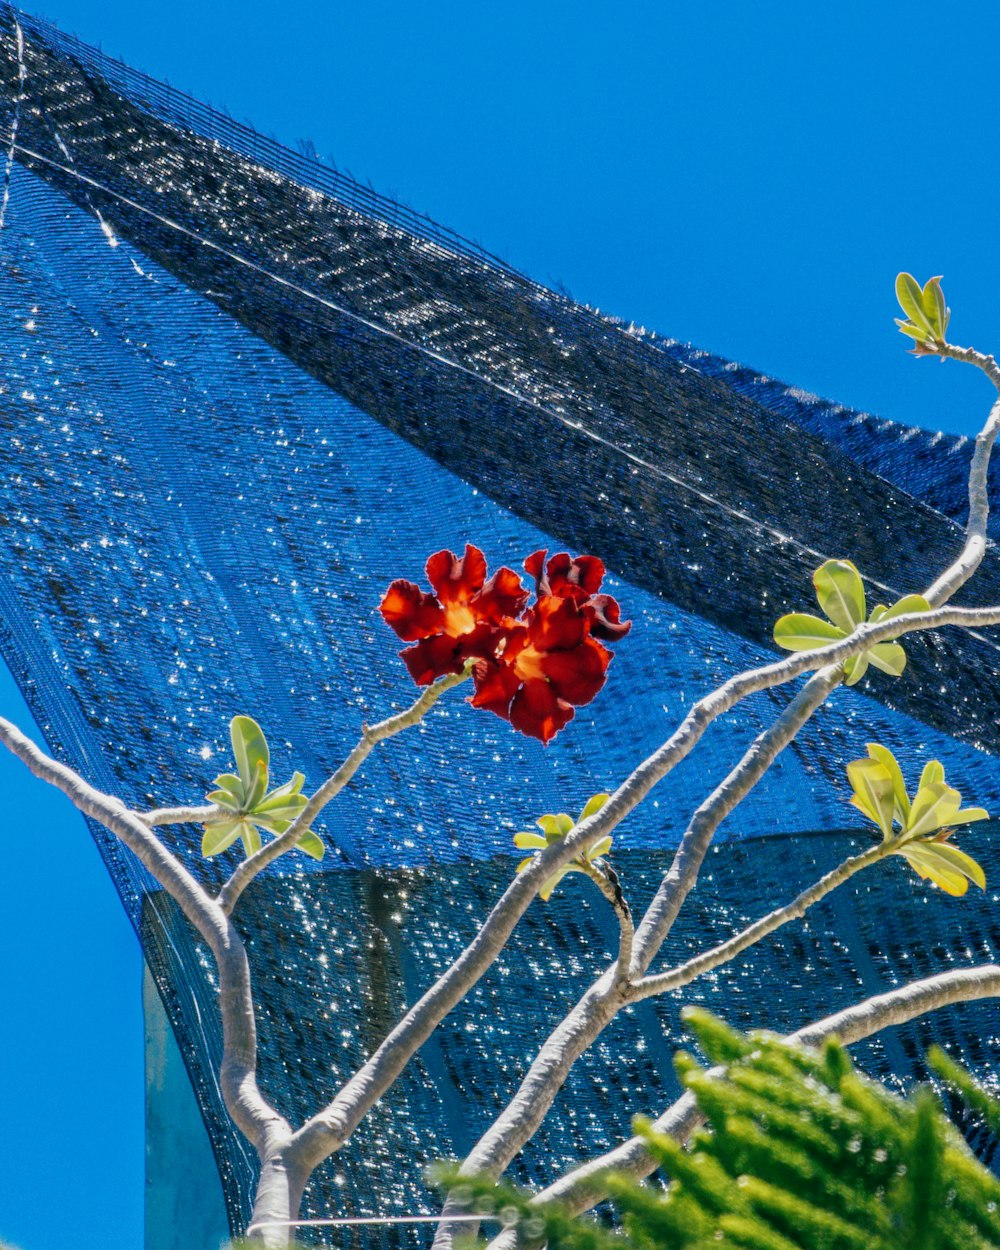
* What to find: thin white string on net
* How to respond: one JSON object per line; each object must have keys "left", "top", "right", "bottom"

{"left": 247, "top": 1213, "right": 505, "bottom": 1233}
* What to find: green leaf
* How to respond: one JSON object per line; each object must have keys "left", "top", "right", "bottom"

{"left": 206, "top": 789, "right": 241, "bottom": 811}
{"left": 245, "top": 760, "right": 269, "bottom": 812}
{"left": 881, "top": 593, "right": 931, "bottom": 621}
{"left": 537, "top": 813, "right": 574, "bottom": 838}
{"left": 954, "top": 806, "right": 990, "bottom": 825}
{"left": 211, "top": 773, "right": 246, "bottom": 804}
{"left": 240, "top": 823, "right": 262, "bottom": 858}
{"left": 296, "top": 829, "right": 325, "bottom": 860}
{"left": 514, "top": 831, "right": 548, "bottom": 850}
{"left": 256, "top": 771, "right": 305, "bottom": 805}
{"left": 843, "top": 651, "right": 869, "bottom": 686}
{"left": 897, "top": 842, "right": 974, "bottom": 896}
{"left": 579, "top": 792, "right": 610, "bottom": 822}
{"left": 895, "top": 318, "right": 933, "bottom": 343}
{"left": 920, "top": 275, "right": 947, "bottom": 340}
{"left": 896, "top": 273, "right": 935, "bottom": 337}
{"left": 813, "top": 559, "right": 866, "bottom": 631}
{"left": 919, "top": 760, "right": 945, "bottom": 790}
{"left": 253, "top": 787, "right": 309, "bottom": 816}
{"left": 201, "top": 819, "right": 241, "bottom": 857}
{"left": 865, "top": 744, "right": 910, "bottom": 825}
{"left": 866, "top": 642, "right": 907, "bottom": 676}
{"left": 847, "top": 758, "right": 896, "bottom": 837}
{"left": 230, "top": 715, "right": 269, "bottom": 790}
{"left": 538, "top": 867, "right": 570, "bottom": 901}
{"left": 586, "top": 835, "right": 613, "bottom": 860}
{"left": 906, "top": 779, "right": 960, "bottom": 839}
{"left": 773, "top": 612, "right": 846, "bottom": 652}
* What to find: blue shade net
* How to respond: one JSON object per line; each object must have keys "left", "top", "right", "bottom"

{"left": 1, "top": 5, "right": 1000, "bottom": 1242}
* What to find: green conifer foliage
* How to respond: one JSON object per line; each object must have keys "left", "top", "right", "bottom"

{"left": 445, "top": 1012, "right": 1000, "bottom": 1250}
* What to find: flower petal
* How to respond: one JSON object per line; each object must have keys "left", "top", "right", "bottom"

{"left": 528, "top": 595, "right": 588, "bottom": 651}
{"left": 401, "top": 635, "right": 465, "bottom": 685}
{"left": 426, "top": 545, "right": 487, "bottom": 606}
{"left": 585, "top": 593, "right": 631, "bottom": 642}
{"left": 510, "top": 679, "right": 575, "bottom": 743}
{"left": 475, "top": 566, "right": 529, "bottom": 622}
{"left": 380, "top": 579, "right": 445, "bottom": 641}
{"left": 469, "top": 659, "right": 521, "bottom": 719}
{"left": 538, "top": 635, "right": 611, "bottom": 705}
{"left": 546, "top": 552, "right": 606, "bottom": 597}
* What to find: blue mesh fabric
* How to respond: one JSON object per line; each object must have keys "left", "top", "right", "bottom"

{"left": 1, "top": 6, "right": 1000, "bottom": 1242}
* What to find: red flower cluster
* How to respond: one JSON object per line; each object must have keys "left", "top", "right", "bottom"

{"left": 380, "top": 544, "right": 630, "bottom": 743}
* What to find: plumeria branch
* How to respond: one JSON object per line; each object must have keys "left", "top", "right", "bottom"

{"left": 485, "top": 961, "right": 1000, "bottom": 1250}
{"left": 139, "top": 803, "right": 222, "bottom": 827}
{"left": 628, "top": 842, "right": 887, "bottom": 1003}
{"left": 217, "top": 665, "right": 473, "bottom": 914}
{"left": 0, "top": 715, "right": 286, "bottom": 1156}
{"left": 433, "top": 332, "right": 1000, "bottom": 1239}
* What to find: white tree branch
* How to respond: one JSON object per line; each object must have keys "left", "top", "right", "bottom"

{"left": 490, "top": 962, "right": 1000, "bottom": 1245}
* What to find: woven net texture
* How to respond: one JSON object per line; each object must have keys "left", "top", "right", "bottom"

{"left": 1, "top": 6, "right": 1000, "bottom": 1242}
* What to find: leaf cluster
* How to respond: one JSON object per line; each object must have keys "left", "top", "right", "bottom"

{"left": 895, "top": 272, "right": 951, "bottom": 357}
{"left": 201, "top": 716, "right": 324, "bottom": 861}
{"left": 848, "top": 743, "right": 989, "bottom": 895}
{"left": 773, "top": 559, "right": 928, "bottom": 686}
{"left": 513, "top": 793, "right": 613, "bottom": 900}
{"left": 446, "top": 1013, "right": 1000, "bottom": 1250}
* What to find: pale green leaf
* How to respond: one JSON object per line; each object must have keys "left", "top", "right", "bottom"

{"left": 295, "top": 829, "right": 325, "bottom": 860}
{"left": 240, "top": 823, "right": 262, "bottom": 858}
{"left": 896, "top": 273, "right": 935, "bottom": 336}
{"left": 773, "top": 613, "right": 846, "bottom": 652}
{"left": 211, "top": 773, "right": 245, "bottom": 804}
{"left": 954, "top": 806, "right": 990, "bottom": 826}
{"left": 537, "top": 813, "right": 574, "bottom": 838}
{"left": 253, "top": 787, "right": 309, "bottom": 816}
{"left": 814, "top": 559, "right": 866, "bottom": 631}
{"left": 923, "top": 840, "right": 985, "bottom": 889}
{"left": 514, "top": 831, "right": 548, "bottom": 850}
{"left": 847, "top": 759, "right": 895, "bottom": 837}
{"left": 920, "top": 760, "right": 945, "bottom": 790}
{"left": 230, "top": 715, "right": 269, "bottom": 790}
{"left": 866, "top": 643, "right": 907, "bottom": 676}
{"left": 539, "top": 868, "right": 570, "bottom": 901}
{"left": 245, "top": 760, "right": 268, "bottom": 812}
{"left": 869, "top": 604, "right": 888, "bottom": 623}
{"left": 843, "top": 651, "right": 869, "bottom": 686}
{"left": 865, "top": 744, "right": 910, "bottom": 825}
{"left": 895, "top": 318, "right": 933, "bottom": 343}
{"left": 201, "top": 819, "right": 241, "bottom": 857}
{"left": 206, "top": 789, "right": 241, "bottom": 811}
{"left": 516, "top": 856, "right": 534, "bottom": 874}
{"left": 255, "top": 772, "right": 306, "bottom": 808}
{"left": 579, "top": 793, "right": 610, "bottom": 822}
{"left": 921, "top": 275, "right": 947, "bottom": 340}
{"left": 586, "top": 836, "right": 613, "bottom": 860}
{"left": 898, "top": 843, "right": 972, "bottom": 896}
{"left": 880, "top": 593, "right": 931, "bottom": 621}
{"left": 906, "top": 780, "right": 960, "bottom": 839}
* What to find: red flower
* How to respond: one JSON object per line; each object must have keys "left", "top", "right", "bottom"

{"left": 382, "top": 544, "right": 630, "bottom": 744}
{"left": 524, "top": 550, "right": 631, "bottom": 641}
{"left": 380, "top": 545, "right": 527, "bottom": 685}
{"left": 470, "top": 595, "right": 612, "bottom": 743}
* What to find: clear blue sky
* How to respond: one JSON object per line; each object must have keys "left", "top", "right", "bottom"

{"left": 3, "top": 3, "right": 1000, "bottom": 1248}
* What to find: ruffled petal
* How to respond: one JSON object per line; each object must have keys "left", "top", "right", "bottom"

{"left": 425, "top": 544, "right": 487, "bottom": 605}
{"left": 509, "top": 679, "right": 575, "bottom": 743}
{"left": 528, "top": 595, "right": 588, "bottom": 651}
{"left": 585, "top": 593, "right": 632, "bottom": 642}
{"left": 524, "top": 549, "right": 548, "bottom": 591}
{"left": 401, "top": 635, "right": 466, "bottom": 685}
{"left": 546, "top": 552, "right": 605, "bottom": 597}
{"left": 469, "top": 659, "right": 521, "bottom": 719}
{"left": 539, "top": 635, "right": 611, "bottom": 705}
{"left": 474, "top": 566, "right": 529, "bottom": 623}
{"left": 380, "top": 580, "right": 445, "bottom": 641}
